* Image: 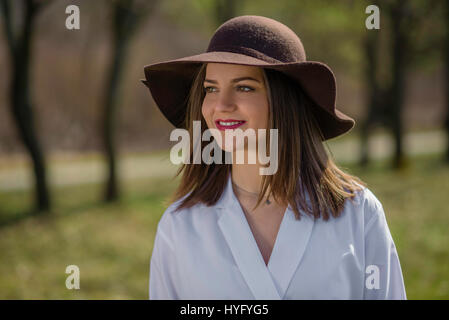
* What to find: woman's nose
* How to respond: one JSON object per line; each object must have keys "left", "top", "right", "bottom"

{"left": 214, "top": 90, "right": 236, "bottom": 112}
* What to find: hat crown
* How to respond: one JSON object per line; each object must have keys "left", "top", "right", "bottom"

{"left": 206, "top": 15, "right": 306, "bottom": 64}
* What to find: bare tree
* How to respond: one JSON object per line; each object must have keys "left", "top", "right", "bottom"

{"left": 0, "top": 0, "right": 52, "bottom": 212}
{"left": 103, "top": 0, "right": 158, "bottom": 202}
{"left": 360, "top": 18, "right": 389, "bottom": 167}
{"left": 386, "top": 0, "right": 410, "bottom": 169}
{"left": 360, "top": 0, "right": 435, "bottom": 169}
{"left": 444, "top": 0, "right": 449, "bottom": 162}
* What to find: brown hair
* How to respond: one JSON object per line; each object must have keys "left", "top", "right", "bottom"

{"left": 168, "top": 63, "right": 366, "bottom": 220}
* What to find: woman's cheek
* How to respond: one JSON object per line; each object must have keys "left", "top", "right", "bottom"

{"left": 201, "top": 104, "right": 211, "bottom": 125}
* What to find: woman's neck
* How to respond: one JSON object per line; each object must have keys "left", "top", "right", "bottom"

{"left": 231, "top": 162, "right": 264, "bottom": 194}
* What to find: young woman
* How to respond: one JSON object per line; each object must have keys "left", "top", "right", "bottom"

{"left": 142, "top": 15, "right": 406, "bottom": 300}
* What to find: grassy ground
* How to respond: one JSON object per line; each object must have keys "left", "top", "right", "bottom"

{"left": 0, "top": 176, "right": 179, "bottom": 299}
{"left": 0, "top": 152, "right": 448, "bottom": 299}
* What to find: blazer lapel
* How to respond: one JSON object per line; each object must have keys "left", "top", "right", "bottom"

{"left": 216, "top": 176, "right": 281, "bottom": 300}
{"left": 267, "top": 204, "right": 315, "bottom": 298}
{"left": 216, "top": 175, "right": 315, "bottom": 299}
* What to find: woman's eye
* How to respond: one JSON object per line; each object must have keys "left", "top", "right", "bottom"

{"left": 203, "top": 86, "right": 253, "bottom": 93}
{"left": 204, "top": 86, "right": 216, "bottom": 94}
{"left": 237, "top": 86, "right": 254, "bottom": 92}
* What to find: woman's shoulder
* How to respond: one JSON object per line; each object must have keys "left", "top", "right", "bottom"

{"left": 156, "top": 194, "right": 210, "bottom": 235}
{"left": 351, "top": 182, "right": 383, "bottom": 208}
{"left": 343, "top": 182, "right": 386, "bottom": 226}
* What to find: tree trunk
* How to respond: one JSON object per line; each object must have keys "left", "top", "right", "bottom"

{"left": 1, "top": 0, "right": 51, "bottom": 212}
{"left": 11, "top": 60, "right": 50, "bottom": 212}
{"left": 103, "top": 34, "right": 130, "bottom": 202}
{"left": 389, "top": 0, "right": 409, "bottom": 169}
{"left": 360, "top": 28, "right": 381, "bottom": 167}
{"left": 444, "top": 0, "right": 449, "bottom": 162}
{"left": 102, "top": 1, "right": 136, "bottom": 202}
{"left": 102, "top": 0, "right": 157, "bottom": 202}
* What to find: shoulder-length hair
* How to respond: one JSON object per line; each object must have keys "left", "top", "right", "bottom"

{"left": 168, "top": 63, "right": 366, "bottom": 220}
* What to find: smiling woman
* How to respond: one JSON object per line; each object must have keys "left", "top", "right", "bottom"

{"left": 141, "top": 15, "right": 406, "bottom": 300}
{"left": 202, "top": 63, "right": 269, "bottom": 153}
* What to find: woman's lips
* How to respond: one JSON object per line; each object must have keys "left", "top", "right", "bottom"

{"left": 215, "top": 119, "right": 246, "bottom": 131}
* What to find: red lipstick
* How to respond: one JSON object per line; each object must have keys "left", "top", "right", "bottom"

{"left": 215, "top": 119, "right": 246, "bottom": 131}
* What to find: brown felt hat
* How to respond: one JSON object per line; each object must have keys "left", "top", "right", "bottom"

{"left": 141, "top": 15, "right": 355, "bottom": 140}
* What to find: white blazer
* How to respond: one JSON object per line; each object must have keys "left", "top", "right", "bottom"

{"left": 149, "top": 174, "right": 407, "bottom": 300}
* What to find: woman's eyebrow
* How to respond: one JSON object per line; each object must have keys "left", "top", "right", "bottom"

{"left": 204, "top": 77, "right": 261, "bottom": 84}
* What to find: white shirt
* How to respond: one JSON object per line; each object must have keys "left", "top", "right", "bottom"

{"left": 149, "top": 174, "right": 407, "bottom": 300}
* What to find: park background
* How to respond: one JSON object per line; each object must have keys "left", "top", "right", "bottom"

{"left": 0, "top": 0, "right": 448, "bottom": 299}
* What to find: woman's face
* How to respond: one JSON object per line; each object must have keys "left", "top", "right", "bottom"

{"left": 201, "top": 63, "right": 269, "bottom": 153}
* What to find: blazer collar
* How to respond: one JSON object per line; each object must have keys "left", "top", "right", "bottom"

{"left": 216, "top": 174, "right": 315, "bottom": 299}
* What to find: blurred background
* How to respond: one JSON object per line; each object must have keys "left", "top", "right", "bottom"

{"left": 0, "top": 0, "right": 448, "bottom": 299}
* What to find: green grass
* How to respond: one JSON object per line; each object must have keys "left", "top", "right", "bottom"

{"left": 0, "top": 152, "right": 448, "bottom": 299}
{"left": 0, "top": 176, "right": 179, "bottom": 299}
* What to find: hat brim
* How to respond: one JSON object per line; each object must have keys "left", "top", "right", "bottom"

{"left": 142, "top": 51, "right": 355, "bottom": 140}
